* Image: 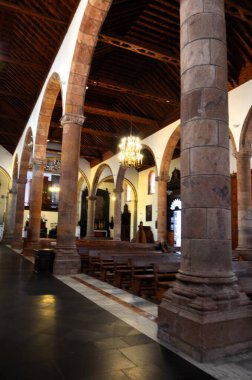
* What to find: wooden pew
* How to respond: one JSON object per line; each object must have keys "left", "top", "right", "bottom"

{"left": 129, "top": 255, "right": 180, "bottom": 296}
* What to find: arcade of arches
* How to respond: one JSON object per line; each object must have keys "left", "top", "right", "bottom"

{"left": 1, "top": 0, "right": 252, "bottom": 364}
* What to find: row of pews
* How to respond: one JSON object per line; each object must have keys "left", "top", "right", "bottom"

{"left": 76, "top": 240, "right": 181, "bottom": 300}
{"left": 75, "top": 240, "right": 252, "bottom": 301}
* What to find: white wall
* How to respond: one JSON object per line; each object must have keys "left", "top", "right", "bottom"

{"left": 137, "top": 167, "right": 158, "bottom": 241}
{"left": 13, "top": 0, "right": 90, "bottom": 172}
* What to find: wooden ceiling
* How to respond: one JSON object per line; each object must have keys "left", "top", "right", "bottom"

{"left": 1, "top": 0, "right": 252, "bottom": 169}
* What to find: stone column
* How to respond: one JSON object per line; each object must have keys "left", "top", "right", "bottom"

{"left": 85, "top": 196, "right": 96, "bottom": 238}
{"left": 235, "top": 151, "right": 252, "bottom": 254}
{"left": 23, "top": 158, "right": 46, "bottom": 255}
{"left": 158, "top": 0, "right": 252, "bottom": 361}
{"left": 157, "top": 174, "right": 169, "bottom": 241}
{"left": 54, "top": 113, "right": 85, "bottom": 274}
{"left": 2, "top": 185, "right": 17, "bottom": 244}
{"left": 12, "top": 178, "right": 27, "bottom": 249}
{"left": 133, "top": 199, "right": 138, "bottom": 240}
{"left": 113, "top": 188, "right": 123, "bottom": 241}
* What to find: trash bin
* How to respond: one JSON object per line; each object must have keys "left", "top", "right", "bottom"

{"left": 34, "top": 249, "right": 55, "bottom": 274}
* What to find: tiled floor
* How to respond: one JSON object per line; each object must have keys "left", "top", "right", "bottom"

{"left": 2, "top": 244, "right": 252, "bottom": 380}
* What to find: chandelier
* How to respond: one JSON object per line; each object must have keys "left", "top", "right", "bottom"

{"left": 118, "top": 134, "right": 143, "bottom": 168}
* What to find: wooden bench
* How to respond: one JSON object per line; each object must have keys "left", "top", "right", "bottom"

{"left": 129, "top": 256, "right": 180, "bottom": 296}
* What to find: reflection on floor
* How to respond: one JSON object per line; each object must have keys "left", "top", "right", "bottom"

{"left": 57, "top": 273, "right": 252, "bottom": 380}
{"left": 4, "top": 244, "right": 252, "bottom": 380}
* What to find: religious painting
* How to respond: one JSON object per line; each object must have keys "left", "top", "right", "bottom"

{"left": 146, "top": 205, "right": 152, "bottom": 222}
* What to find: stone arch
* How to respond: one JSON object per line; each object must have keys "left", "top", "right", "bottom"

{"left": 142, "top": 144, "right": 158, "bottom": 171}
{"left": 239, "top": 105, "right": 252, "bottom": 153}
{"left": 157, "top": 126, "right": 180, "bottom": 241}
{"left": 79, "top": 169, "right": 90, "bottom": 194}
{"left": 159, "top": 126, "right": 181, "bottom": 178}
{"left": 34, "top": 72, "right": 62, "bottom": 162}
{"left": 19, "top": 127, "right": 33, "bottom": 181}
{"left": 0, "top": 167, "right": 11, "bottom": 186}
{"left": 65, "top": 0, "right": 113, "bottom": 116}
{"left": 91, "top": 163, "right": 114, "bottom": 197}
{"left": 123, "top": 178, "right": 137, "bottom": 202}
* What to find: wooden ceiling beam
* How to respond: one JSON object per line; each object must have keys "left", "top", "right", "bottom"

{"left": 98, "top": 34, "right": 179, "bottom": 66}
{"left": 0, "top": 1, "right": 67, "bottom": 25}
{"left": 0, "top": 89, "right": 34, "bottom": 100}
{"left": 0, "top": 55, "right": 45, "bottom": 70}
{"left": 54, "top": 103, "right": 160, "bottom": 127}
{"left": 84, "top": 105, "right": 159, "bottom": 128}
{"left": 88, "top": 79, "right": 175, "bottom": 104}
{"left": 225, "top": 2, "right": 252, "bottom": 24}
{"left": 51, "top": 123, "right": 120, "bottom": 138}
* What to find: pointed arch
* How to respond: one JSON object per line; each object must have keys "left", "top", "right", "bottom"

{"left": 0, "top": 167, "right": 11, "bottom": 185}
{"left": 91, "top": 163, "right": 114, "bottom": 196}
{"left": 65, "top": 0, "right": 113, "bottom": 115}
{"left": 34, "top": 72, "right": 62, "bottom": 162}
{"left": 239, "top": 105, "right": 252, "bottom": 152}
{"left": 19, "top": 127, "right": 33, "bottom": 181}
{"left": 159, "top": 126, "right": 181, "bottom": 178}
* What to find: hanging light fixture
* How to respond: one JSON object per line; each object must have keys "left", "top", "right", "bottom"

{"left": 118, "top": 120, "right": 143, "bottom": 168}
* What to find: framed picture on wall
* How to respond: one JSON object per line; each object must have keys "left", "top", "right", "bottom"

{"left": 146, "top": 205, "right": 152, "bottom": 222}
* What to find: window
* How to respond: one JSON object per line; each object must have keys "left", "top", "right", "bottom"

{"left": 148, "top": 171, "right": 155, "bottom": 194}
{"left": 125, "top": 183, "right": 131, "bottom": 202}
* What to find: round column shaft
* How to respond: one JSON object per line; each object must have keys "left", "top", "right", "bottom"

{"left": 157, "top": 175, "right": 169, "bottom": 241}
{"left": 54, "top": 113, "right": 84, "bottom": 274}
{"left": 12, "top": 179, "right": 26, "bottom": 249}
{"left": 113, "top": 188, "right": 123, "bottom": 241}
{"left": 86, "top": 196, "right": 96, "bottom": 238}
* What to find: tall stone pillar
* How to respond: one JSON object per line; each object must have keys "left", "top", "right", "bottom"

{"left": 113, "top": 188, "right": 123, "bottom": 241}
{"left": 23, "top": 158, "right": 46, "bottom": 255}
{"left": 235, "top": 151, "right": 252, "bottom": 254}
{"left": 2, "top": 185, "right": 17, "bottom": 244}
{"left": 54, "top": 113, "right": 85, "bottom": 274}
{"left": 158, "top": 0, "right": 252, "bottom": 361}
{"left": 85, "top": 196, "right": 96, "bottom": 238}
{"left": 12, "top": 178, "right": 27, "bottom": 249}
{"left": 133, "top": 199, "right": 138, "bottom": 240}
{"left": 157, "top": 174, "right": 169, "bottom": 241}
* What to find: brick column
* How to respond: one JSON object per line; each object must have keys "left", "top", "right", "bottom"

{"left": 23, "top": 158, "right": 46, "bottom": 255}
{"left": 2, "top": 185, "right": 17, "bottom": 244}
{"left": 85, "top": 196, "right": 96, "bottom": 238}
{"left": 158, "top": 0, "right": 252, "bottom": 361}
{"left": 113, "top": 188, "right": 123, "bottom": 241}
{"left": 12, "top": 178, "right": 27, "bottom": 249}
{"left": 157, "top": 174, "right": 169, "bottom": 241}
{"left": 54, "top": 113, "right": 85, "bottom": 274}
{"left": 236, "top": 151, "right": 252, "bottom": 254}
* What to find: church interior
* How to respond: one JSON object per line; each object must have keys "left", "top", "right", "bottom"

{"left": 1, "top": 0, "right": 252, "bottom": 378}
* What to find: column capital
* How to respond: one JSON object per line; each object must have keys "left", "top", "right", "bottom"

{"left": 60, "top": 113, "right": 85, "bottom": 127}
{"left": 156, "top": 174, "right": 170, "bottom": 183}
{"left": 234, "top": 151, "right": 252, "bottom": 160}
{"left": 33, "top": 158, "right": 47, "bottom": 167}
{"left": 88, "top": 195, "right": 97, "bottom": 201}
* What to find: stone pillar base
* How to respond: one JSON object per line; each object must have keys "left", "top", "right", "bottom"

{"left": 53, "top": 246, "right": 81, "bottom": 275}
{"left": 158, "top": 294, "right": 252, "bottom": 362}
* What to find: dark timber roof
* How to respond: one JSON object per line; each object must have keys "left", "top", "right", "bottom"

{"left": 1, "top": 0, "right": 252, "bottom": 168}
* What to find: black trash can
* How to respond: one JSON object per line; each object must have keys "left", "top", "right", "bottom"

{"left": 34, "top": 249, "right": 55, "bottom": 274}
